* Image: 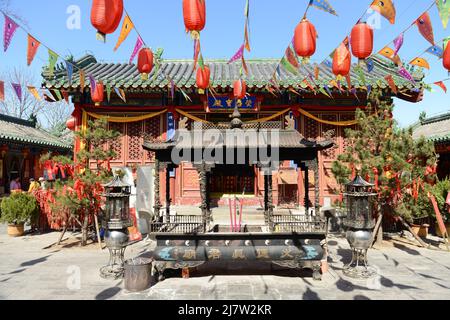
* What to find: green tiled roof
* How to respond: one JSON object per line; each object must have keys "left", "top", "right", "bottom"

{"left": 412, "top": 112, "right": 450, "bottom": 143}
{"left": 42, "top": 54, "right": 424, "bottom": 93}
{"left": 0, "top": 114, "right": 72, "bottom": 150}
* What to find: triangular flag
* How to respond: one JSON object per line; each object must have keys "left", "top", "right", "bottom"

{"left": 88, "top": 74, "right": 96, "bottom": 91}
{"left": 228, "top": 44, "right": 245, "bottom": 64}
{"left": 323, "top": 84, "right": 334, "bottom": 98}
{"left": 436, "top": 0, "right": 450, "bottom": 29}
{"left": 433, "top": 81, "right": 447, "bottom": 93}
{"left": 398, "top": 67, "right": 416, "bottom": 84}
{"left": 44, "top": 89, "right": 56, "bottom": 101}
{"left": 179, "top": 88, "right": 192, "bottom": 102}
{"left": 79, "top": 70, "right": 85, "bottom": 92}
{"left": 11, "top": 83, "right": 22, "bottom": 102}
{"left": 426, "top": 45, "right": 443, "bottom": 58}
{"left": 114, "top": 87, "right": 126, "bottom": 103}
{"left": 65, "top": 61, "right": 73, "bottom": 85}
{"left": 319, "top": 86, "right": 332, "bottom": 99}
{"left": 370, "top": 0, "right": 396, "bottom": 24}
{"left": 409, "top": 57, "right": 430, "bottom": 69}
{"left": 114, "top": 15, "right": 134, "bottom": 51}
{"left": 27, "top": 34, "right": 40, "bottom": 66}
{"left": 54, "top": 89, "right": 63, "bottom": 101}
{"left": 393, "top": 33, "right": 404, "bottom": 56}
{"left": 242, "top": 56, "right": 249, "bottom": 75}
{"left": 281, "top": 56, "right": 298, "bottom": 75}
{"left": 314, "top": 65, "right": 320, "bottom": 80}
{"left": 106, "top": 83, "right": 112, "bottom": 102}
{"left": 48, "top": 49, "right": 59, "bottom": 76}
{"left": 309, "top": 0, "right": 338, "bottom": 16}
{"left": 384, "top": 75, "right": 397, "bottom": 94}
{"left": 415, "top": 12, "right": 435, "bottom": 46}
{"left": 130, "top": 36, "right": 143, "bottom": 64}
{"left": 27, "top": 86, "right": 42, "bottom": 101}
{"left": 345, "top": 74, "right": 352, "bottom": 90}
{"left": 3, "top": 14, "right": 18, "bottom": 52}
{"left": 366, "top": 58, "right": 374, "bottom": 73}
{"left": 244, "top": 22, "right": 251, "bottom": 52}
{"left": 0, "top": 81, "right": 4, "bottom": 101}
{"left": 285, "top": 46, "right": 299, "bottom": 69}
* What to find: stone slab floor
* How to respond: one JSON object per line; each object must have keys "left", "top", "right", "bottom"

{"left": 0, "top": 224, "right": 449, "bottom": 300}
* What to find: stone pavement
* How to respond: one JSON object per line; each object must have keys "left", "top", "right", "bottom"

{"left": 0, "top": 224, "right": 449, "bottom": 300}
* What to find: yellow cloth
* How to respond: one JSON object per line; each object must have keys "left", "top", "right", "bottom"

{"left": 85, "top": 109, "right": 167, "bottom": 123}
{"left": 247, "top": 108, "right": 291, "bottom": 123}
{"left": 175, "top": 108, "right": 211, "bottom": 124}
{"left": 298, "top": 108, "right": 358, "bottom": 126}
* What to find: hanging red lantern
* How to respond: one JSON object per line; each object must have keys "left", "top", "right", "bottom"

{"left": 350, "top": 22, "right": 374, "bottom": 61}
{"left": 183, "top": 0, "right": 206, "bottom": 38}
{"left": 196, "top": 65, "right": 210, "bottom": 94}
{"left": 91, "top": 82, "right": 104, "bottom": 106}
{"left": 293, "top": 18, "right": 317, "bottom": 62}
{"left": 90, "top": 0, "right": 124, "bottom": 42}
{"left": 138, "top": 48, "right": 154, "bottom": 80}
{"left": 444, "top": 41, "right": 450, "bottom": 71}
{"left": 332, "top": 42, "right": 351, "bottom": 77}
{"left": 233, "top": 79, "right": 247, "bottom": 99}
{"left": 66, "top": 117, "right": 76, "bottom": 131}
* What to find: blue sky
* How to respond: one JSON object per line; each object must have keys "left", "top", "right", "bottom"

{"left": 1, "top": 0, "right": 449, "bottom": 127}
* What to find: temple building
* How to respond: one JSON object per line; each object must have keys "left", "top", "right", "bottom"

{"left": 0, "top": 113, "right": 72, "bottom": 194}
{"left": 412, "top": 111, "right": 450, "bottom": 180}
{"left": 42, "top": 54, "right": 424, "bottom": 209}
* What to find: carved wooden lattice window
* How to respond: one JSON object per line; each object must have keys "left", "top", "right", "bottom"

{"left": 320, "top": 114, "right": 338, "bottom": 159}
{"left": 340, "top": 113, "right": 357, "bottom": 153}
{"left": 303, "top": 114, "right": 318, "bottom": 140}
{"left": 128, "top": 121, "right": 143, "bottom": 161}
{"left": 145, "top": 117, "right": 161, "bottom": 161}
{"left": 109, "top": 122, "right": 124, "bottom": 160}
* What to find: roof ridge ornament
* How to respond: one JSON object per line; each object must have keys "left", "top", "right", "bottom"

{"left": 230, "top": 104, "right": 243, "bottom": 129}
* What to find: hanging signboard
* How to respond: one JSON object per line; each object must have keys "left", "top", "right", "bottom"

{"left": 208, "top": 95, "right": 257, "bottom": 110}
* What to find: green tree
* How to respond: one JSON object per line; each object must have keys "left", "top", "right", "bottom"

{"left": 332, "top": 89, "right": 437, "bottom": 241}
{"left": 42, "top": 118, "right": 119, "bottom": 246}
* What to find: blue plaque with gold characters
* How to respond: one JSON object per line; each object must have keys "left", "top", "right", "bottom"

{"left": 208, "top": 95, "right": 256, "bottom": 110}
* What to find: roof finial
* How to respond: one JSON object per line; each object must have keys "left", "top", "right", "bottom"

{"left": 230, "top": 104, "right": 243, "bottom": 129}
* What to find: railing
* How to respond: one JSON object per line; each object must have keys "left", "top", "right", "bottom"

{"left": 150, "top": 215, "right": 205, "bottom": 234}
{"left": 272, "top": 215, "right": 327, "bottom": 233}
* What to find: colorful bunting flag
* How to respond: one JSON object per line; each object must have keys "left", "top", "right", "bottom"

{"left": 398, "top": 67, "right": 416, "bottom": 84}
{"left": 303, "top": 79, "right": 316, "bottom": 94}
{"left": 323, "top": 85, "right": 334, "bottom": 98}
{"left": 426, "top": 45, "right": 443, "bottom": 58}
{"left": 367, "top": 85, "right": 372, "bottom": 97}
{"left": 433, "top": 81, "right": 447, "bottom": 93}
{"left": 415, "top": 12, "right": 435, "bottom": 46}
{"left": 314, "top": 65, "right": 320, "bottom": 80}
{"left": 79, "top": 70, "right": 85, "bottom": 92}
{"left": 0, "top": 81, "right": 4, "bottom": 101}
{"left": 114, "top": 15, "right": 134, "bottom": 51}
{"left": 285, "top": 46, "right": 299, "bottom": 69}
{"left": 65, "top": 61, "right": 74, "bottom": 85}
{"left": 319, "top": 86, "right": 332, "bottom": 99}
{"left": 27, "top": 86, "right": 42, "bottom": 101}
{"left": 409, "top": 57, "right": 430, "bottom": 69}
{"left": 27, "top": 34, "right": 40, "bottom": 66}
{"left": 106, "top": 83, "right": 112, "bottom": 102}
{"left": 114, "top": 87, "right": 127, "bottom": 103}
{"left": 88, "top": 74, "right": 96, "bottom": 91}
{"left": 48, "top": 50, "right": 59, "bottom": 76}
{"left": 130, "top": 36, "right": 143, "bottom": 64}
{"left": 3, "top": 14, "right": 18, "bottom": 52}
{"left": 281, "top": 57, "right": 298, "bottom": 75}
{"left": 54, "top": 89, "right": 63, "bottom": 101}
{"left": 242, "top": 56, "right": 249, "bottom": 75}
{"left": 228, "top": 44, "right": 245, "bottom": 64}
{"left": 378, "top": 47, "right": 402, "bottom": 66}
{"left": 384, "top": 75, "right": 397, "bottom": 94}
{"left": 244, "top": 0, "right": 251, "bottom": 52}
{"left": 323, "top": 59, "right": 332, "bottom": 68}
{"left": 309, "top": 0, "right": 338, "bottom": 16}
{"left": 370, "top": 0, "right": 396, "bottom": 24}
{"left": 436, "top": 0, "right": 450, "bottom": 29}
{"left": 393, "top": 33, "right": 404, "bottom": 56}
{"left": 366, "top": 58, "right": 374, "bottom": 73}
{"left": 11, "top": 83, "right": 22, "bottom": 102}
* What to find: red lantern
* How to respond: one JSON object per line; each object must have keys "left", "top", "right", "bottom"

{"left": 351, "top": 22, "right": 374, "bottom": 61}
{"left": 233, "top": 79, "right": 247, "bottom": 99}
{"left": 91, "top": 82, "right": 104, "bottom": 106}
{"left": 332, "top": 42, "right": 351, "bottom": 77}
{"left": 183, "top": 0, "right": 206, "bottom": 37}
{"left": 138, "top": 48, "right": 154, "bottom": 80}
{"left": 91, "top": 0, "right": 124, "bottom": 42}
{"left": 66, "top": 117, "right": 76, "bottom": 131}
{"left": 444, "top": 41, "right": 450, "bottom": 71}
{"left": 293, "top": 18, "right": 317, "bottom": 62}
{"left": 196, "top": 66, "right": 210, "bottom": 94}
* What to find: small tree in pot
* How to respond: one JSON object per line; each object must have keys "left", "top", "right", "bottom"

{"left": 0, "top": 192, "right": 39, "bottom": 237}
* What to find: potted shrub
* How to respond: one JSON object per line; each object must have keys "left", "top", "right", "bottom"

{"left": 0, "top": 192, "right": 39, "bottom": 237}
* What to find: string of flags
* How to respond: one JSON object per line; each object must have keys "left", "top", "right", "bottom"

{"left": 228, "top": 0, "right": 251, "bottom": 76}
